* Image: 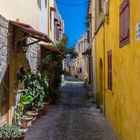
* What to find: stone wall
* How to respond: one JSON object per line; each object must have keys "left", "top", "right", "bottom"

{"left": 0, "top": 15, "right": 9, "bottom": 82}
{"left": 0, "top": 14, "right": 42, "bottom": 80}
{"left": 26, "top": 38, "right": 41, "bottom": 72}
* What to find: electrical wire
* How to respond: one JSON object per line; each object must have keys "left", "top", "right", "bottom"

{"left": 55, "top": 0, "right": 87, "bottom": 7}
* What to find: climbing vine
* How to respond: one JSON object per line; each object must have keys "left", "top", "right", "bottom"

{"left": 42, "top": 37, "right": 68, "bottom": 103}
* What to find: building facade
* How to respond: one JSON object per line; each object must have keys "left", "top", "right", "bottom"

{"left": 72, "top": 33, "right": 89, "bottom": 80}
{"left": 0, "top": 0, "right": 64, "bottom": 125}
{"left": 86, "top": 0, "right": 96, "bottom": 93}
{"left": 87, "top": 0, "right": 140, "bottom": 139}
{"left": 48, "top": 0, "right": 64, "bottom": 43}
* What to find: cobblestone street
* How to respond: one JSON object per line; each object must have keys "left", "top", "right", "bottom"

{"left": 25, "top": 77, "right": 116, "bottom": 140}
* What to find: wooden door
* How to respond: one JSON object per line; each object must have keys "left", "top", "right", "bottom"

{"left": 99, "top": 59, "right": 104, "bottom": 112}
{"left": 0, "top": 68, "right": 9, "bottom": 124}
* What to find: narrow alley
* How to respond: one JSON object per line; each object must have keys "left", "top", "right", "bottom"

{"left": 25, "top": 76, "right": 116, "bottom": 140}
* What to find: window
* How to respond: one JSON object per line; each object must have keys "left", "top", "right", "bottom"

{"left": 99, "top": 0, "right": 102, "bottom": 13}
{"left": 50, "top": 11, "right": 52, "bottom": 30}
{"left": 45, "top": 0, "right": 47, "bottom": 7}
{"left": 80, "top": 68, "right": 82, "bottom": 73}
{"left": 107, "top": 50, "right": 112, "bottom": 90}
{"left": 37, "top": 0, "right": 41, "bottom": 9}
{"left": 120, "top": 0, "right": 130, "bottom": 47}
{"left": 56, "top": 27, "right": 59, "bottom": 41}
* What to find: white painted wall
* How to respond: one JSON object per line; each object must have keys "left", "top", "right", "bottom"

{"left": 39, "top": 0, "right": 47, "bottom": 33}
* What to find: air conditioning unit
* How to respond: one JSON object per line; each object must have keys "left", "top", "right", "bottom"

{"left": 103, "top": 0, "right": 109, "bottom": 16}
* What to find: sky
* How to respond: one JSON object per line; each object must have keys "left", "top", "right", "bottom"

{"left": 56, "top": 0, "right": 87, "bottom": 48}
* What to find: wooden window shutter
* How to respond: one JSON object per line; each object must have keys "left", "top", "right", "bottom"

{"left": 107, "top": 50, "right": 112, "bottom": 90}
{"left": 120, "top": 0, "right": 130, "bottom": 47}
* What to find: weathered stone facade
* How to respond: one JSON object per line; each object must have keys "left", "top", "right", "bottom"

{"left": 0, "top": 15, "right": 9, "bottom": 82}
{"left": 26, "top": 38, "right": 41, "bottom": 72}
{"left": 0, "top": 14, "right": 41, "bottom": 82}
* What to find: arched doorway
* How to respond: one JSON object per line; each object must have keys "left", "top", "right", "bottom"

{"left": 99, "top": 58, "right": 104, "bottom": 112}
{"left": 0, "top": 67, "right": 9, "bottom": 124}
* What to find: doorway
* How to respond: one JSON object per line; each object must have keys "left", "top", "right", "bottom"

{"left": 0, "top": 67, "right": 9, "bottom": 124}
{"left": 99, "top": 58, "right": 104, "bottom": 112}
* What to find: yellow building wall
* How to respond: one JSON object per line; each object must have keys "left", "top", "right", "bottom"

{"left": 95, "top": 26, "right": 105, "bottom": 112}
{"left": 96, "top": 0, "right": 140, "bottom": 139}
{"left": 0, "top": 0, "right": 40, "bottom": 29}
{"left": 8, "top": 49, "right": 30, "bottom": 123}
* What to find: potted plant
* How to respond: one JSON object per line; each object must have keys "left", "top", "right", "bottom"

{"left": 42, "top": 97, "right": 50, "bottom": 115}
{"left": 35, "top": 101, "right": 44, "bottom": 118}
{"left": 15, "top": 71, "right": 49, "bottom": 120}
{"left": 20, "top": 115, "right": 33, "bottom": 128}
{"left": 15, "top": 95, "right": 34, "bottom": 128}
{"left": 0, "top": 124, "right": 25, "bottom": 140}
{"left": 11, "top": 127, "right": 25, "bottom": 140}
{"left": 42, "top": 102, "right": 49, "bottom": 115}
{"left": 27, "top": 110, "right": 38, "bottom": 119}
{"left": 0, "top": 124, "right": 12, "bottom": 140}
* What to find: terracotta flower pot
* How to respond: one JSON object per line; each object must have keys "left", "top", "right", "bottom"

{"left": 27, "top": 111, "right": 38, "bottom": 117}
{"left": 36, "top": 109, "right": 43, "bottom": 119}
{"left": 42, "top": 103, "right": 49, "bottom": 115}
{"left": 45, "top": 100, "right": 50, "bottom": 105}
{"left": 27, "top": 111, "right": 38, "bottom": 121}
{"left": 21, "top": 117, "right": 33, "bottom": 128}
{"left": 47, "top": 97, "right": 52, "bottom": 104}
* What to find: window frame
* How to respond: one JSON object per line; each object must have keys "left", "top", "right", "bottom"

{"left": 107, "top": 50, "right": 112, "bottom": 90}
{"left": 119, "top": 0, "right": 130, "bottom": 47}
{"left": 98, "top": 0, "right": 102, "bottom": 14}
{"left": 50, "top": 11, "right": 52, "bottom": 31}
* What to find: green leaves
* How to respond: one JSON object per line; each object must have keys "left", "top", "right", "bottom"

{"left": 0, "top": 124, "right": 22, "bottom": 139}
{"left": 18, "top": 95, "right": 34, "bottom": 112}
{"left": 67, "top": 47, "right": 78, "bottom": 59}
{"left": 16, "top": 71, "right": 49, "bottom": 116}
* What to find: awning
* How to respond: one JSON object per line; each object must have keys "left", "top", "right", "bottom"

{"left": 41, "top": 44, "right": 61, "bottom": 55}
{"left": 9, "top": 20, "right": 52, "bottom": 46}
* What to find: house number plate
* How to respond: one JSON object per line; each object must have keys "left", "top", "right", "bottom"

{"left": 136, "top": 22, "right": 140, "bottom": 40}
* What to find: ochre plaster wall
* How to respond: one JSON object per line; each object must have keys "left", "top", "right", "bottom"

{"left": 96, "top": 0, "right": 140, "bottom": 139}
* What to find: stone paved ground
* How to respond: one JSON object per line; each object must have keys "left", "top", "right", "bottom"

{"left": 25, "top": 77, "right": 117, "bottom": 140}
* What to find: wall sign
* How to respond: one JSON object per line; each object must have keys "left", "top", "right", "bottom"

{"left": 136, "top": 22, "right": 140, "bottom": 40}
